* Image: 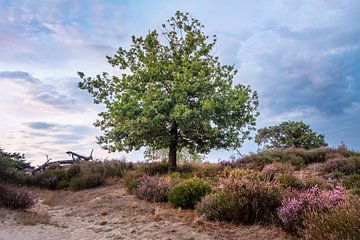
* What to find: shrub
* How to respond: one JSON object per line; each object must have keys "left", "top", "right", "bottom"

{"left": 140, "top": 162, "right": 169, "bottom": 176}
{"left": 67, "top": 165, "right": 81, "bottom": 178}
{"left": 351, "top": 188, "right": 360, "bottom": 195}
{"left": 303, "top": 176, "right": 328, "bottom": 189}
{"left": 102, "top": 160, "right": 128, "bottom": 178}
{"left": 196, "top": 192, "right": 231, "bottom": 221}
{"left": 274, "top": 173, "right": 304, "bottom": 189}
{"left": 168, "top": 178, "right": 211, "bottom": 209}
{"left": 56, "top": 179, "right": 70, "bottom": 189}
{"left": 322, "top": 157, "right": 356, "bottom": 175}
{"left": 134, "top": 175, "right": 170, "bottom": 202}
{"left": 261, "top": 162, "right": 293, "bottom": 182}
{"left": 342, "top": 173, "right": 360, "bottom": 189}
{"left": 225, "top": 168, "right": 265, "bottom": 181}
{"left": 302, "top": 198, "right": 360, "bottom": 240}
{"left": 0, "top": 184, "right": 37, "bottom": 209}
{"left": 69, "top": 174, "right": 104, "bottom": 191}
{"left": 124, "top": 171, "right": 143, "bottom": 193}
{"left": 277, "top": 185, "right": 346, "bottom": 233}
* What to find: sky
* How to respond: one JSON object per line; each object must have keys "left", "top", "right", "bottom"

{"left": 0, "top": 0, "right": 359, "bottom": 166}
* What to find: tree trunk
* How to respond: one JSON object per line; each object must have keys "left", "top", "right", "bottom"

{"left": 169, "top": 123, "right": 178, "bottom": 170}
{"left": 169, "top": 141, "right": 177, "bottom": 170}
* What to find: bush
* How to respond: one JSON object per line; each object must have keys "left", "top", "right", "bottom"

{"left": 168, "top": 178, "right": 211, "bottom": 209}
{"left": 342, "top": 173, "right": 360, "bottom": 189}
{"left": 140, "top": 162, "right": 170, "bottom": 176}
{"left": 124, "top": 171, "right": 143, "bottom": 193}
{"left": 322, "top": 157, "right": 357, "bottom": 175}
{"left": 134, "top": 175, "right": 170, "bottom": 202}
{"left": 69, "top": 174, "right": 104, "bottom": 191}
{"left": 210, "top": 177, "right": 281, "bottom": 224}
{"left": 196, "top": 192, "right": 231, "bottom": 221}
{"left": 302, "top": 198, "right": 360, "bottom": 240}
{"left": 0, "top": 184, "right": 37, "bottom": 209}
{"left": 67, "top": 165, "right": 81, "bottom": 178}
{"left": 274, "top": 173, "right": 304, "bottom": 189}
{"left": 261, "top": 162, "right": 293, "bottom": 182}
{"left": 56, "top": 179, "right": 70, "bottom": 189}
{"left": 102, "top": 160, "right": 128, "bottom": 178}
{"left": 277, "top": 185, "right": 346, "bottom": 234}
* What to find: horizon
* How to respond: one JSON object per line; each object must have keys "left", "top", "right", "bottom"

{"left": 1, "top": 1, "right": 359, "bottom": 165}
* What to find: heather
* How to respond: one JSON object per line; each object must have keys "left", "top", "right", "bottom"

{"left": 277, "top": 185, "right": 346, "bottom": 233}
{"left": 134, "top": 175, "right": 170, "bottom": 202}
{"left": 0, "top": 184, "right": 37, "bottom": 209}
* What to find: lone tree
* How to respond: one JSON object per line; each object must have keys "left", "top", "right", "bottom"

{"left": 255, "top": 121, "right": 327, "bottom": 149}
{"left": 78, "top": 11, "right": 259, "bottom": 169}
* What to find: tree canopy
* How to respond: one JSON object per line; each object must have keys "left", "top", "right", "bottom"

{"left": 78, "top": 11, "right": 259, "bottom": 169}
{"left": 255, "top": 121, "right": 327, "bottom": 149}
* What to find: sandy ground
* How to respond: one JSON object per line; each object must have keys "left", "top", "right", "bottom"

{"left": 0, "top": 183, "right": 293, "bottom": 240}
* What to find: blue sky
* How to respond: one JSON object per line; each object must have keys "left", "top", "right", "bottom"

{"left": 0, "top": 0, "right": 359, "bottom": 165}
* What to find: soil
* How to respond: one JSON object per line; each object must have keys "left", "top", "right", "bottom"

{"left": 0, "top": 183, "right": 293, "bottom": 240}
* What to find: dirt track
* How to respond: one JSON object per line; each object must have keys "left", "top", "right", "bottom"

{"left": 0, "top": 183, "right": 293, "bottom": 240}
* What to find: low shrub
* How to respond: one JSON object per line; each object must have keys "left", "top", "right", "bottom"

{"left": 274, "top": 173, "right": 304, "bottom": 189}
{"left": 67, "top": 165, "right": 81, "bottom": 178}
{"left": 261, "top": 162, "right": 293, "bottom": 182}
{"left": 342, "top": 173, "right": 360, "bottom": 189}
{"left": 168, "top": 178, "right": 211, "bottom": 209}
{"left": 124, "top": 171, "right": 143, "bottom": 193}
{"left": 56, "top": 179, "right": 70, "bottom": 189}
{"left": 102, "top": 160, "right": 129, "bottom": 178}
{"left": 140, "top": 162, "right": 170, "bottom": 176}
{"left": 277, "top": 185, "right": 346, "bottom": 234}
{"left": 134, "top": 175, "right": 170, "bottom": 202}
{"left": 302, "top": 198, "right": 360, "bottom": 240}
{"left": 302, "top": 176, "right": 328, "bottom": 189}
{"left": 197, "top": 177, "right": 282, "bottom": 225}
{"left": 69, "top": 174, "right": 104, "bottom": 191}
{"left": 322, "top": 157, "right": 357, "bottom": 175}
{"left": 0, "top": 184, "right": 37, "bottom": 209}
{"left": 224, "top": 168, "right": 265, "bottom": 182}
{"left": 351, "top": 188, "right": 360, "bottom": 195}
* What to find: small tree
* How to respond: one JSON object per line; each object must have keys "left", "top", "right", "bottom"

{"left": 255, "top": 121, "right": 327, "bottom": 149}
{"left": 78, "top": 11, "right": 259, "bottom": 169}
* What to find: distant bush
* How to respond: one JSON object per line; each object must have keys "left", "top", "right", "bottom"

{"left": 56, "top": 179, "right": 70, "bottom": 189}
{"left": 124, "top": 171, "right": 143, "bottom": 193}
{"left": 302, "top": 198, "right": 360, "bottom": 240}
{"left": 225, "top": 147, "right": 331, "bottom": 170}
{"left": 0, "top": 184, "right": 37, "bottom": 209}
{"left": 134, "top": 175, "right": 170, "bottom": 202}
{"left": 168, "top": 178, "right": 211, "bottom": 209}
{"left": 140, "top": 162, "right": 169, "bottom": 176}
{"left": 322, "top": 157, "right": 357, "bottom": 175}
{"left": 277, "top": 185, "right": 346, "bottom": 234}
{"left": 69, "top": 174, "right": 104, "bottom": 191}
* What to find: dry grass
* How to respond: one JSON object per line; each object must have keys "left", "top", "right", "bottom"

{"left": 14, "top": 211, "right": 51, "bottom": 226}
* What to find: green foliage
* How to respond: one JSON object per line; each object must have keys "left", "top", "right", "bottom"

{"left": 144, "top": 147, "right": 204, "bottom": 163}
{"left": 342, "top": 173, "right": 360, "bottom": 189}
{"left": 69, "top": 174, "right": 104, "bottom": 191}
{"left": 255, "top": 121, "right": 327, "bottom": 149}
{"left": 167, "top": 178, "right": 211, "bottom": 209}
{"left": 67, "top": 165, "right": 81, "bottom": 178}
{"left": 78, "top": 11, "right": 258, "bottom": 168}
{"left": 56, "top": 180, "right": 70, "bottom": 189}
{"left": 274, "top": 173, "right": 304, "bottom": 190}
{"left": 302, "top": 198, "right": 360, "bottom": 240}
{"left": 124, "top": 171, "right": 143, "bottom": 193}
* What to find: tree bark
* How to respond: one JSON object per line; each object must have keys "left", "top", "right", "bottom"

{"left": 169, "top": 123, "right": 178, "bottom": 170}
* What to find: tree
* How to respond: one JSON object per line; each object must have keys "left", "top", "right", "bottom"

{"left": 78, "top": 11, "right": 259, "bottom": 169}
{"left": 255, "top": 121, "right": 327, "bottom": 149}
{"left": 144, "top": 147, "right": 204, "bottom": 163}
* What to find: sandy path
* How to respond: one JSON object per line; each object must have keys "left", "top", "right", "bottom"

{"left": 0, "top": 183, "right": 293, "bottom": 240}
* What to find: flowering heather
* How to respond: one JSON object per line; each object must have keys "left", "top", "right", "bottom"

{"left": 134, "top": 175, "right": 170, "bottom": 202}
{"left": 0, "top": 184, "right": 38, "bottom": 209}
{"left": 277, "top": 185, "right": 345, "bottom": 233}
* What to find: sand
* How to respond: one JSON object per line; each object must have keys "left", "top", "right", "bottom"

{"left": 0, "top": 183, "right": 293, "bottom": 240}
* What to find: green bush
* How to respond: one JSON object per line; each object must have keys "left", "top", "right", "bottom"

{"left": 261, "top": 162, "right": 293, "bottom": 182}
{"left": 67, "top": 165, "right": 81, "bottom": 178}
{"left": 69, "top": 174, "right": 104, "bottom": 191}
{"left": 168, "top": 178, "right": 211, "bottom": 209}
{"left": 351, "top": 188, "right": 360, "bottom": 195}
{"left": 56, "top": 179, "right": 70, "bottom": 189}
{"left": 140, "top": 162, "right": 170, "bottom": 176}
{"left": 302, "top": 198, "right": 360, "bottom": 240}
{"left": 197, "top": 177, "right": 282, "bottom": 224}
{"left": 124, "top": 171, "right": 143, "bottom": 193}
